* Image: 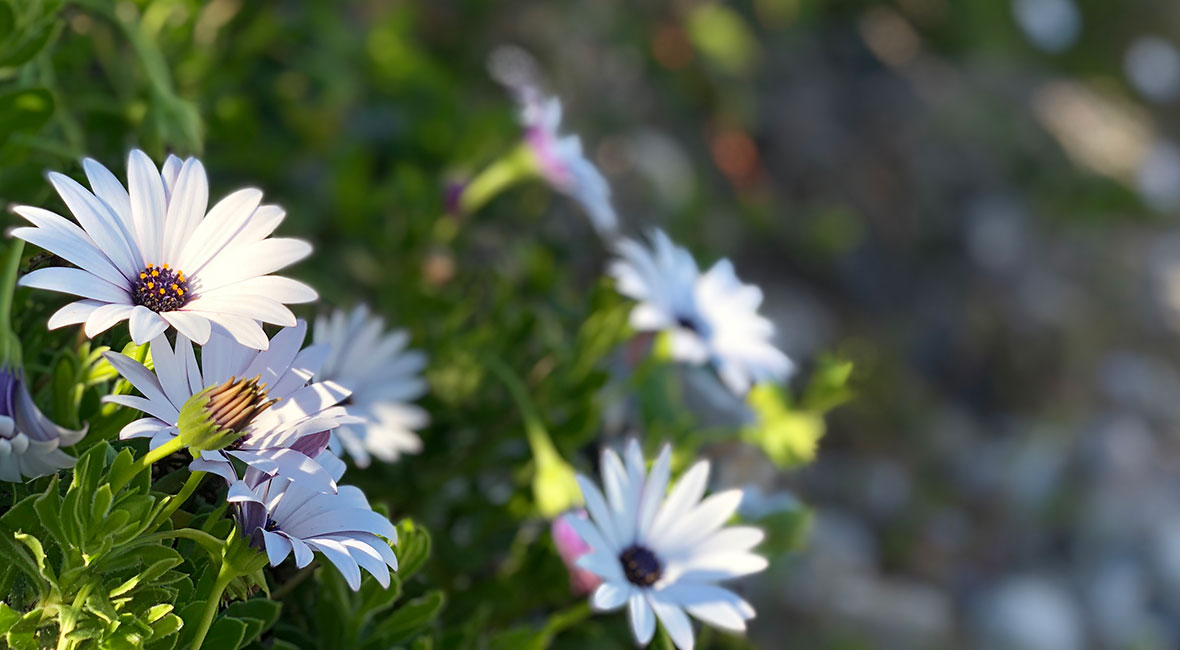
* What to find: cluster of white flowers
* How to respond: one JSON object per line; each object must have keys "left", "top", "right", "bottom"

{"left": 9, "top": 103, "right": 793, "bottom": 644}
{"left": 495, "top": 81, "right": 792, "bottom": 648}
{"left": 6, "top": 151, "right": 429, "bottom": 589}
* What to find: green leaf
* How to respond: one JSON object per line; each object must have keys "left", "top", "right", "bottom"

{"left": 0, "top": 1, "right": 13, "bottom": 42}
{"left": 0, "top": 88, "right": 54, "bottom": 147}
{"left": 0, "top": 602, "right": 19, "bottom": 636}
{"left": 32, "top": 474, "right": 66, "bottom": 548}
{"left": 368, "top": 590, "right": 445, "bottom": 647}
{"left": 394, "top": 519, "right": 431, "bottom": 580}
{"left": 203, "top": 616, "right": 247, "bottom": 650}
{"left": 222, "top": 599, "right": 280, "bottom": 639}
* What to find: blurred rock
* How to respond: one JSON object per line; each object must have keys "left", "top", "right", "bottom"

{"left": 974, "top": 576, "right": 1084, "bottom": 650}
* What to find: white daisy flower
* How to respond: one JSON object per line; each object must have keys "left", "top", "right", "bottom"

{"left": 517, "top": 89, "right": 619, "bottom": 238}
{"left": 228, "top": 464, "right": 398, "bottom": 590}
{"left": 12, "top": 150, "right": 316, "bottom": 350}
{"left": 609, "top": 229, "right": 793, "bottom": 395}
{"left": 0, "top": 368, "right": 86, "bottom": 482}
{"left": 569, "top": 441, "right": 767, "bottom": 650}
{"left": 313, "top": 305, "right": 429, "bottom": 467}
{"left": 103, "top": 321, "right": 353, "bottom": 485}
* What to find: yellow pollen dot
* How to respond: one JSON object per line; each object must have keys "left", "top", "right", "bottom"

{"left": 162, "top": 264, "right": 169, "bottom": 269}
{"left": 147, "top": 282, "right": 154, "bottom": 289}
{"left": 139, "top": 273, "right": 146, "bottom": 279}
{"left": 146, "top": 263, "right": 153, "bottom": 268}
{"left": 177, "top": 289, "right": 184, "bottom": 296}
{"left": 171, "top": 284, "right": 178, "bottom": 290}
{"left": 151, "top": 270, "right": 159, "bottom": 277}
{"left": 159, "top": 289, "right": 165, "bottom": 295}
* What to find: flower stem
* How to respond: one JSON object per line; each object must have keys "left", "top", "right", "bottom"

{"left": 189, "top": 562, "right": 236, "bottom": 650}
{"left": 457, "top": 143, "right": 535, "bottom": 215}
{"left": 150, "top": 470, "right": 205, "bottom": 531}
{"left": 109, "top": 436, "right": 186, "bottom": 493}
{"left": 0, "top": 239, "right": 24, "bottom": 367}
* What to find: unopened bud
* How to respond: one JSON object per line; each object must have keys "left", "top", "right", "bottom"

{"left": 177, "top": 376, "right": 276, "bottom": 453}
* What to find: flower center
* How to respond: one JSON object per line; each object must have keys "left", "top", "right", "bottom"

{"left": 205, "top": 376, "right": 277, "bottom": 436}
{"left": 264, "top": 516, "right": 280, "bottom": 532}
{"left": 619, "top": 545, "right": 662, "bottom": 587}
{"left": 675, "top": 315, "right": 699, "bottom": 333}
{"left": 131, "top": 263, "right": 190, "bottom": 312}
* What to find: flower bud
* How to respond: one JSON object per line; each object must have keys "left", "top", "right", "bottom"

{"left": 177, "top": 376, "right": 276, "bottom": 453}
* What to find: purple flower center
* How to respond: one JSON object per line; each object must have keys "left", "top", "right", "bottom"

{"left": 619, "top": 545, "right": 662, "bottom": 587}
{"left": 131, "top": 263, "right": 190, "bottom": 312}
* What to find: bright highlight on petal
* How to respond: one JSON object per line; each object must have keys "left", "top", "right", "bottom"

{"left": 13, "top": 150, "right": 316, "bottom": 350}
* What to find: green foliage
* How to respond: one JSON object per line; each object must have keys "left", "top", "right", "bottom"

{"left": 0, "top": 444, "right": 197, "bottom": 650}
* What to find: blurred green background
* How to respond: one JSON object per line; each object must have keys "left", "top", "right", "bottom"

{"left": 6, "top": 0, "right": 1180, "bottom": 648}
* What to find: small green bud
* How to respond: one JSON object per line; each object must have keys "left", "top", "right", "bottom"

{"left": 177, "top": 376, "right": 276, "bottom": 453}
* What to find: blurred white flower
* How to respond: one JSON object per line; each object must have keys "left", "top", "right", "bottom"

{"left": 13, "top": 150, "right": 316, "bottom": 350}
{"left": 609, "top": 229, "right": 793, "bottom": 395}
{"left": 104, "top": 321, "right": 353, "bottom": 486}
{"left": 0, "top": 368, "right": 86, "bottom": 482}
{"left": 229, "top": 464, "right": 398, "bottom": 590}
{"left": 314, "top": 305, "right": 429, "bottom": 467}
{"left": 1125, "top": 36, "right": 1180, "bottom": 103}
{"left": 1012, "top": 0, "right": 1080, "bottom": 53}
{"left": 570, "top": 441, "right": 766, "bottom": 650}
{"left": 517, "top": 89, "right": 619, "bottom": 238}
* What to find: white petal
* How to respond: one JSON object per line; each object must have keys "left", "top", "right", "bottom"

{"left": 653, "top": 490, "right": 744, "bottom": 555}
{"left": 628, "top": 592, "right": 657, "bottom": 646}
{"left": 176, "top": 188, "right": 263, "bottom": 274}
{"left": 162, "top": 157, "right": 209, "bottom": 262}
{"left": 663, "top": 584, "right": 752, "bottom": 632}
{"left": 160, "top": 311, "right": 212, "bottom": 346}
{"left": 638, "top": 445, "right": 672, "bottom": 539}
{"left": 649, "top": 595, "right": 694, "bottom": 650}
{"left": 575, "top": 551, "right": 625, "bottom": 583}
{"left": 128, "top": 307, "right": 169, "bottom": 344}
{"left": 184, "top": 294, "right": 295, "bottom": 327}
{"left": 577, "top": 475, "right": 621, "bottom": 550}
{"left": 47, "top": 300, "right": 103, "bottom": 329}
{"left": 591, "top": 582, "right": 631, "bottom": 612}
{"left": 82, "top": 158, "right": 135, "bottom": 240}
{"left": 47, "top": 171, "right": 141, "bottom": 278}
{"left": 10, "top": 222, "right": 122, "bottom": 283}
{"left": 261, "top": 528, "right": 293, "bottom": 566}
{"left": 200, "top": 312, "right": 270, "bottom": 350}
{"left": 20, "top": 267, "right": 128, "bottom": 304}
{"left": 650, "top": 461, "right": 710, "bottom": 538}
{"left": 84, "top": 304, "right": 135, "bottom": 338}
{"left": 127, "top": 149, "right": 167, "bottom": 263}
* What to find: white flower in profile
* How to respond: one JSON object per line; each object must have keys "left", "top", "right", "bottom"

{"left": 229, "top": 464, "right": 398, "bottom": 590}
{"left": 103, "top": 321, "right": 353, "bottom": 485}
{"left": 609, "top": 229, "right": 793, "bottom": 395}
{"left": 517, "top": 88, "right": 619, "bottom": 238}
{"left": 12, "top": 150, "right": 316, "bottom": 350}
{"left": 0, "top": 368, "right": 86, "bottom": 482}
{"left": 568, "top": 441, "right": 766, "bottom": 650}
{"left": 313, "top": 305, "right": 429, "bottom": 467}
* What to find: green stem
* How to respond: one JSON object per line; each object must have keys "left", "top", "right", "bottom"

{"left": 0, "top": 239, "right": 24, "bottom": 367}
{"left": 484, "top": 356, "right": 557, "bottom": 465}
{"left": 55, "top": 581, "right": 94, "bottom": 650}
{"left": 109, "top": 435, "right": 185, "bottom": 494}
{"left": 457, "top": 143, "right": 535, "bottom": 215}
{"left": 189, "top": 562, "right": 236, "bottom": 650}
{"left": 150, "top": 471, "right": 205, "bottom": 531}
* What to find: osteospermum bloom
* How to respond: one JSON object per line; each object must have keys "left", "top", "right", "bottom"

{"left": 229, "top": 465, "right": 398, "bottom": 590}
{"left": 0, "top": 368, "right": 86, "bottom": 481}
{"left": 569, "top": 441, "right": 766, "bottom": 650}
{"left": 609, "top": 229, "right": 793, "bottom": 395}
{"left": 516, "top": 88, "right": 619, "bottom": 238}
{"left": 313, "top": 305, "right": 429, "bottom": 467}
{"left": 12, "top": 150, "right": 316, "bottom": 349}
{"left": 103, "top": 321, "right": 353, "bottom": 484}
